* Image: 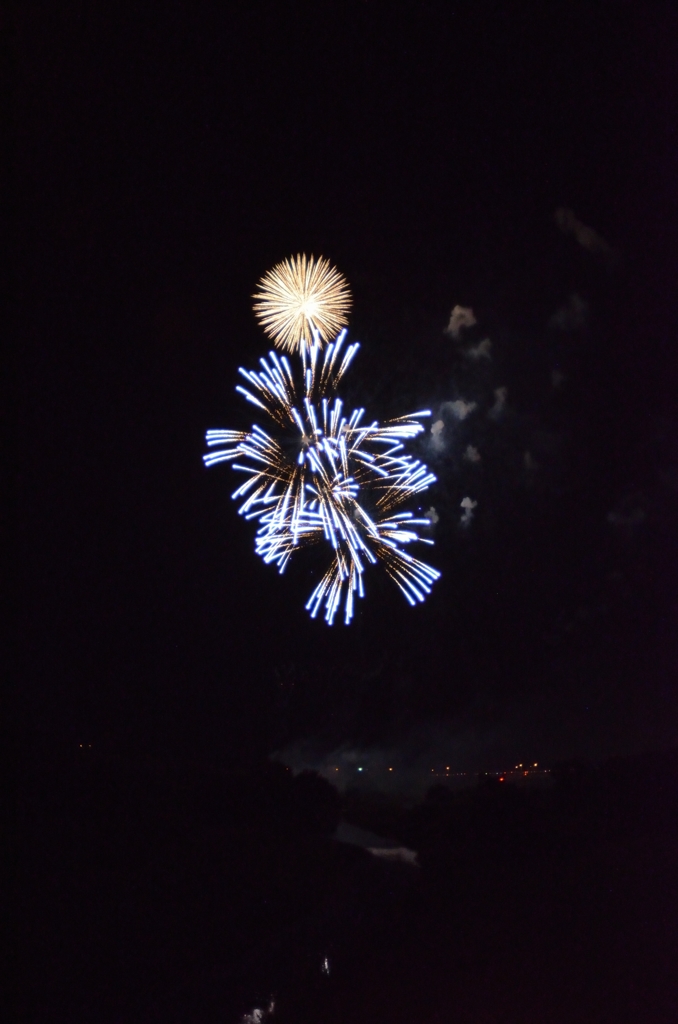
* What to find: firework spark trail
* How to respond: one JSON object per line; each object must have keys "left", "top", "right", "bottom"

{"left": 253, "top": 254, "right": 352, "bottom": 353}
{"left": 205, "top": 331, "right": 440, "bottom": 624}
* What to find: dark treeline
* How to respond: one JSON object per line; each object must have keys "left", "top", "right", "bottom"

{"left": 19, "top": 745, "right": 678, "bottom": 1023}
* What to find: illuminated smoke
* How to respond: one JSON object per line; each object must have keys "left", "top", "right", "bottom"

{"left": 489, "top": 386, "right": 508, "bottom": 419}
{"left": 555, "top": 208, "right": 619, "bottom": 266}
{"left": 444, "top": 305, "right": 477, "bottom": 339}
{"left": 430, "top": 419, "right": 446, "bottom": 450}
{"left": 465, "top": 337, "right": 492, "bottom": 360}
{"left": 460, "top": 496, "right": 478, "bottom": 527}
{"left": 444, "top": 399, "right": 477, "bottom": 421}
{"left": 549, "top": 293, "right": 588, "bottom": 332}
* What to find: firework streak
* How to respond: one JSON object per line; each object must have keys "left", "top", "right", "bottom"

{"left": 204, "top": 332, "right": 440, "bottom": 624}
{"left": 253, "top": 254, "right": 352, "bottom": 353}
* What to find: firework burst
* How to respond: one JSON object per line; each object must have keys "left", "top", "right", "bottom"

{"left": 252, "top": 254, "right": 352, "bottom": 353}
{"left": 205, "top": 331, "right": 440, "bottom": 624}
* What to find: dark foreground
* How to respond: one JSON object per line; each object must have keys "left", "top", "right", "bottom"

{"left": 19, "top": 747, "right": 678, "bottom": 1023}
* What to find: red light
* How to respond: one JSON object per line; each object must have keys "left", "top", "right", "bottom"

{"left": 499, "top": 777, "right": 505, "bottom": 782}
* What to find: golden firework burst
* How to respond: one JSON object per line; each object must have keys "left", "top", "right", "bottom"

{"left": 252, "top": 254, "right": 352, "bottom": 352}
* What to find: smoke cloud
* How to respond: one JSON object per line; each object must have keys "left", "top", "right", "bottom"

{"left": 488, "top": 386, "right": 508, "bottom": 419}
{"left": 460, "top": 496, "right": 478, "bottom": 527}
{"left": 443, "top": 399, "right": 477, "bottom": 421}
{"left": 549, "top": 293, "right": 588, "bottom": 332}
{"left": 464, "top": 444, "right": 481, "bottom": 464}
{"left": 465, "top": 337, "right": 492, "bottom": 360}
{"left": 444, "top": 305, "right": 477, "bottom": 339}
{"left": 430, "top": 418, "right": 446, "bottom": 450}
{"left": 555, "top": 207, "right": 619, "bottom": 266}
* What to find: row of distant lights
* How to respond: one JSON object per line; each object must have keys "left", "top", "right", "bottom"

{"left": 78, "top": 749, "right": 539, "bottom": 777}
{"left": 331, "top": 763, "right": 539, "bottom": 774}
{"left": 497, "top": 763, "right": 539, "bottom": 782}
{"left": 76, "top": 749, "right": 536, "bottom": 776}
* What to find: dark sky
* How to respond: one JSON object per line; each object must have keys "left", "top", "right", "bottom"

{"left": 16, "top": 2, "right": 677, "bottom": 775}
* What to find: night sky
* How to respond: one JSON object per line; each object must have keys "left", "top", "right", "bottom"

{"left": 17, "top": 2, "right": 677, "bottom": 779}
